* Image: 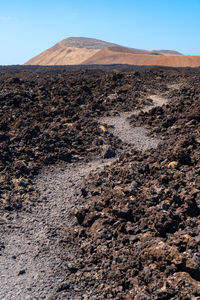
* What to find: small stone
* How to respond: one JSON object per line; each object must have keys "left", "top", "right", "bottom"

{"left": 67, "top": 263, "right": 79, "bottom": 273}
{"left": 81, "top": 188, "right": 88, "bottom": 198}
{"left": 102, "top": 145, "right": 116, "bottom": 159}
{"left": 107, "top": 93, "right": 118, "bottom": 100}
{"left": 57, "top": 283, "right": 70, "bottom": 292}
{"left": 18, "top": 269, "right": 26, "bottom": 276}
{"left": 168, "top": 161, "right": 179, "bottom": 169}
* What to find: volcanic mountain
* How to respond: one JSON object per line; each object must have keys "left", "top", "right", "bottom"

{"left": 25, "top": 37, "right": 200, "bottom": 67}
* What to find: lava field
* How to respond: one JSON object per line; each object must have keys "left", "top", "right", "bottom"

{"left": 0, "top": 65, "right": 200, "bottom": 299}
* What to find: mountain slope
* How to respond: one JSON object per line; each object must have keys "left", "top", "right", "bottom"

{"left": 25, "top": 37, "right": 117, "bottom": 65}
{"left": 82, "top": 46, "right": 200, "bottom": 67}
{"left": 25, "top": 37, "right": 200, "bottom": 67}
{"left": 25, "top": 47, "right": 99, "bottom": 65}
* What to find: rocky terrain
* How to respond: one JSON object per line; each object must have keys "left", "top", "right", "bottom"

{"left": 25, "top": 37, "right": 200, "bottom": 67}
{"left": 0, "top": 65, "right": 199, "bottom": 299}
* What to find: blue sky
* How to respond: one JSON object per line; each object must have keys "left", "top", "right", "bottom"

{"left": 0, "top": 0, "right": 200, "bottom": 65}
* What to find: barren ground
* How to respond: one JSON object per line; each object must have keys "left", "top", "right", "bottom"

{"left": 0, "top": 90, "right": 173, "bottom": 299}
{"left": 0, "top": 66, "right": 199, "bottom": 299}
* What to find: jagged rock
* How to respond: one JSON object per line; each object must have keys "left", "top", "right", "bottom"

{"left": 102, "top": 145, "right": 116, "bottom": 159}
{"left": 0, "top": 65, "right": 199, "bottom": 298}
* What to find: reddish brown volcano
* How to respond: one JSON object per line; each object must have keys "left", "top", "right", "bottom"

{"left": 25, "top": 37, "right": 200, "bottom": 67}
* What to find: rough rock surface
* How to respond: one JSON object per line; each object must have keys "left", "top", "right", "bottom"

{"left": 0, "top": 65, "right": 200, "bottom": 299}
{"left": 0, "top": 65, "right": 182, "bottom": 210}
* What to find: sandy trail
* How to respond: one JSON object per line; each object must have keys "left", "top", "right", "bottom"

{"left": 0, "top": 160, "right": 115, "bottom": 300}
{"left": 0, "top": 91, "right": 173, "bottom": 299}
{"left": 101, "top": 94, "right": 168, "bottom": 151}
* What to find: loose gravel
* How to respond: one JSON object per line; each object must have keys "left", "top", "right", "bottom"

{"left": 0, "top": 159, "right": 114, "bottom": 300}
{"left": 0, "top": 92, "right": 171, "bottom": 299}
{"left": 101, "top": 94, "right": 169, "bottom": 151}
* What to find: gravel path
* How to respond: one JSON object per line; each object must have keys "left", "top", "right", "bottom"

{"left": 101, "top": 94, "right": 168, "bottom": 151}
{"left": 0, "top": 159, "right": 115, "bottom": 300}
{"left": 0, "top": 93, "right": 170, "bottom": 299}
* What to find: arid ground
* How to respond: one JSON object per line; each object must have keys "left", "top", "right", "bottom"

{"left": 0, "top": 65, "right": 200, "bottom": 299}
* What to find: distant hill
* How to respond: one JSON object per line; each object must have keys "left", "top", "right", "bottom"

{"left": 155, "top": 50, "right": 183, "bottom": 55}
{"left": 25, "top": 37, "right": 200, "bottom": 67}
{"left": 82, "top": 46, "right": 200, "bottom": 67}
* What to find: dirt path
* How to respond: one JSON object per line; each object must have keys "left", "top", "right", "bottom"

{"left": 0, "top": 159, "right": 115, "bottom": 300}
{"left": 101, "top": 94, "right": 168, "bottom": 151}
{"left": 0, "top": 91, "right": 172, "bottom": 299}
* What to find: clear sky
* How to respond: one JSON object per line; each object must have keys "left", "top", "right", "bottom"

{"left": 0, "top": 0, "right": 200, "bottom": 65}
